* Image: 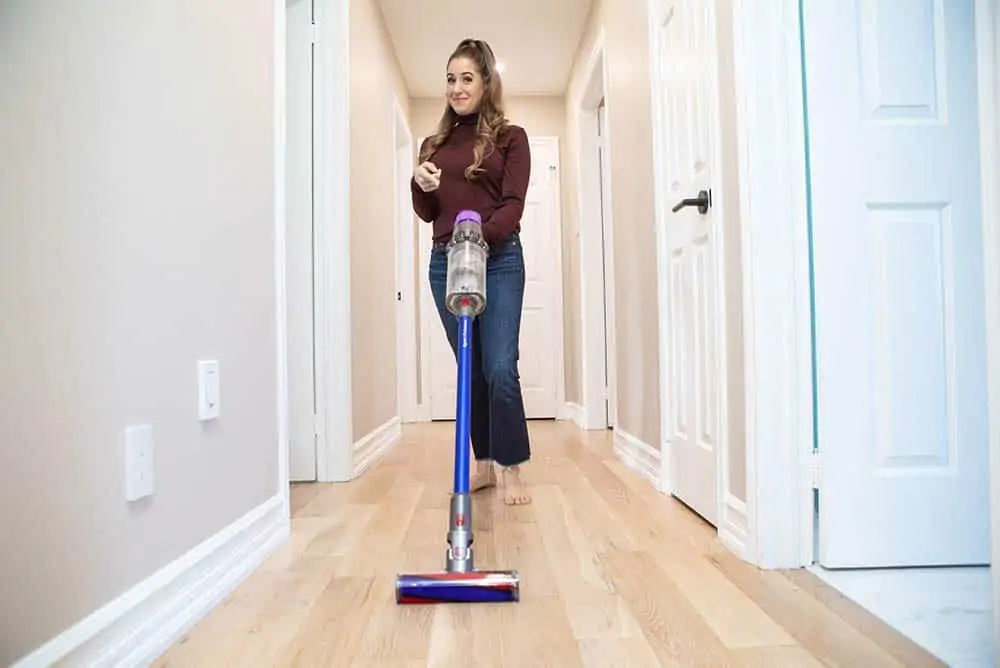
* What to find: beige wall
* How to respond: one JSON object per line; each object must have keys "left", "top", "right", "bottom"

{"left": 0, "top": 2, "right": 279, "bottom": 664}
{"left": 408, "top": 95, "right": 578, "bottom": 399}
{"left": 349, "top": 0, "right": 411, "bottom": 438}
{"left": 563, "top": 0, "right": 748, "bottom": 500}
{"left": 566, "top": 0, "right": 661, "bottom": 448}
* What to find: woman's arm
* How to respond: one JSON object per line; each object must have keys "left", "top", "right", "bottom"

{"left": 411, "top": 137, "right": 441, "bottom": 222}
{"left": 411, "top": 177, "right": 440, "bottom": 222}
{"left": 482, "top": 126, "right": 531, "bottom": 246}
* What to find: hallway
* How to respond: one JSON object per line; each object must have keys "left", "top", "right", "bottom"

{"left": 155, "top": 422, "right": 943, "bottom": 667}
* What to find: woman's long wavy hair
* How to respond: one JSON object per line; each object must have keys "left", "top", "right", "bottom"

{"left": 419, "top": 38, "right": 509, "bottom": 180}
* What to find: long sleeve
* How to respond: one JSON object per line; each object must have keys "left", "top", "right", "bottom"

{"left": 411, "top": 136, "right": 441, "bottom": 223}
{"left": 411, "top": 176, "right": 440, "bottom": 222}
{"left": 482, "top": 126, "right": 531, "bottom": 246}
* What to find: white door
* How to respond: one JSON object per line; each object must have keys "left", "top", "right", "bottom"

{"left": 650, "top": 0, "right": 724, "bottom": 526}
{"left": 393, "top": 103, "right": 420, "bottom": 424}
{"left": 286, "top": 0, "right": 318, "bottom": 482}
{"left": 805, "top": 0, "right": 991, "bottom": 567}
{"left": 424, "top": 137, "right": 562, "bottom": 420}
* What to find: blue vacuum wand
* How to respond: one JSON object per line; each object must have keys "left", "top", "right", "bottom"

{"left": 395, "top": 210, "right": 520, "bottom": 604}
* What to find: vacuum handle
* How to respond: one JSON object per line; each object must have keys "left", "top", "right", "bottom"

{"left": 453, "top": 315, "right": 474, "bottom": 495}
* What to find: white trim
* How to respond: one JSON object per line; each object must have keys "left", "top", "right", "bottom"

{"left": 613, "top": 429, "right": 660, "bottom": 488}
{"left": 563, "top": 402, "right": 585, "bottom": 428}
{"left": 597, "top": 100, "right": 618, "bottom": 429}
{"left": 574, "top": 29, "right": 617, "bottom": 431}
{"left": 392, "top": 95, "right": 420, "bottom": 424}
{"left": 735, "top": 0, "right": 1000, "bottom": 570}
{"left": 11, "top": 495, "right": 288, "bottom": 667}
{"left": 727, "top": 0, "right": 815, "bottom": 569}
{"left": 274, "top": 0, "right": 291, "bottom": 512}
{"left": 353, "top": 416, "right": 402, "bottom": 478}
{"left": 973, "top": 0, "right": 1000, "bottom": 648}
{"left": 312, "top": 0, "right": 353, "bottom": 481}
{"left": 719, "top": 493, "right": 749, "bottom": 558}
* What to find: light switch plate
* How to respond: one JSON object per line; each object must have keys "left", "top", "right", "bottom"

{"left": 198, "top": 360, "right": 220, "bottom": 421}
{"left": 125, "top": 424, "right": 154, "bottom": 502}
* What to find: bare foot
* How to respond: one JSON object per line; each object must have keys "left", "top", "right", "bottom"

{"left": 470, "top": 462, "right": 497, "bottom": 492}
{"left": 501, "top": 466, "right": 532, "bottom": 505}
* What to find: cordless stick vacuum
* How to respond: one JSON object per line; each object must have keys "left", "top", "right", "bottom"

{"left": 395, "top": 210, "right": 520, "bottom": 605}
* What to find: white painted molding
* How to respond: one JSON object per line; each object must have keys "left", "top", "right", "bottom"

{"left": 353, "top": 416, "right": 402, "bottom": 478}
{"left": 313, "top": 0, "right": 354, "bottom": 481}
{"left": 574, "top": 28, "right": 615, "bottom": 432}
{"left": 562, "top": 402, "right": 585, "bottom": 428}
{"left": 12, "top": 496, "right": 288, "bottom": 667}
{"left": 613, "top": 429, "right": 661, "bottom": 489}
{"left": 719, "top": 494, "right": 749, "bottom": 561}
{"left": 729, "top": 0, "right": 815, "bottom": 569}
{"left": 273, "top": 0, "right": 291, "bottom": 517}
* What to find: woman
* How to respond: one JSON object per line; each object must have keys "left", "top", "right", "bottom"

{"left": 411, "top": 37, "right": 532, "bottom": 506}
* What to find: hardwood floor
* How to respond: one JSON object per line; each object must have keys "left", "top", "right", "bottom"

{"left": 155, "top": 421, "right": 945, "bottom": 667}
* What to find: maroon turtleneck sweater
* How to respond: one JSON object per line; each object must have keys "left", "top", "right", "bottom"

{"left": 411, "top": 112, "right": 531, "bottom": 246}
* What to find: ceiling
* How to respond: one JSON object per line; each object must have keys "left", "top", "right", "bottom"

{"left": 377, "top": 0, "right": 594, "bottom": 98}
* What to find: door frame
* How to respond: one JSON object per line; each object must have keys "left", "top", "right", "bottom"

{"left": 275, "top": 0, "right": 291, "bottom": 515}
{"left": 283, "top": 0, "right": 316, "bottom": 484}
{"left": 416, "top": 134, "right": 567, "bottom": 421}
{"left": 574, "top": 30, "right": 619, "bottom": 432}
{"left": 733, "top": 0, "right": 1000, "bottom": 575}
{"left": 300, "top": 0, "right": 353, "bottom": 483}
{"left": 647, "top": 0, "right": 734, "bottom": 544}
{"left": 392, "top": 96, "right": 424, "bottom": 423}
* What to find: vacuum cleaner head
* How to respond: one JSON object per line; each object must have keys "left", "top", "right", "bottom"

{"left": 395, "top": 570, "right": 520, "bottom": 604}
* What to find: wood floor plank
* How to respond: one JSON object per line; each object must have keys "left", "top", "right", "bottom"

{"left": 155, "top": 422, "right": 945, "bottom": 667}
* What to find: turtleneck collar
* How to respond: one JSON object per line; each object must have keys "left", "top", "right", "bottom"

{"left": 454, "top": 110, "right": 480, "bottom": 127}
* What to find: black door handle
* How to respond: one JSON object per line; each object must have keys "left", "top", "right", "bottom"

{"left": 672, "top": 189, "right": 711, "bottom": 215}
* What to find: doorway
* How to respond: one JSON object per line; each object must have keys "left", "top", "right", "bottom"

{"left": 285, "top": 0, "right": 318, "bottom": 482}
{"left": 800, "top": 1, "right": 995, "bottom": 663}
{"left": 575, "top": 35, "right": 619, "bottom": 435}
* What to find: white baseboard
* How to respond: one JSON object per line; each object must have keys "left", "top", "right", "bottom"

{"left": 613, "top": 428, "right": 660, "bottom": 488}
{"left": 719, "top": 494, "right": 749, "bottom": 560}
{"left": 561, "top": 402, "right": 585, "bottom": 428}
{"left": 353, "top": 415, "right": 402, "bottom": 478}
{"left": 13, "top": 494, "right": 288, "bottom": 668}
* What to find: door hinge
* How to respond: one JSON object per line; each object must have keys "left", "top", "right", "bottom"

{"left": 810, "top": 450, "right": 821, "bottom": 489}
{"left": 311, "top": 22, "right": 319, "bottom": 44}
{"left": 312, "top": 412, "right": 322, "bottom": 438}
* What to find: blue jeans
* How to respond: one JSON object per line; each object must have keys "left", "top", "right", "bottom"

{"left": 429, "top": 233, "right": 532, "bottom": 467}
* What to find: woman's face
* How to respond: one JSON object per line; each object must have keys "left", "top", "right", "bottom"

{"left": 446, "top": 56, "right": 485, "bottom": 116}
